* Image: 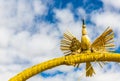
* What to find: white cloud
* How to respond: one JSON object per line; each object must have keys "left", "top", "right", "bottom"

{"left": 102, "top": 0, "right": 120, "bottom": 10}
{"left": 0, "top": 28, "right": 13, "bottom": 47}
{"left": 91, "top": 11, "right": 120, "bottom": 29}
{"left": 77, "top": 8, "right": 87, "bottom": 19}
{"left": 0, "top": 0, "right": 52, "bottom": 80}
{"left": 54, "top": 8, "right": 74, "bottom": 23}
{"left": 90, "top": 1, "right": 120, "bottom": 49}
{"left": 28, "top": 34, "right": 57, "bottom": 55}
{"left": 33, "top": 0, "right": 47, "bottom": 15}
{"left": 54, "top": 8, "right": 82, "bottom": 38}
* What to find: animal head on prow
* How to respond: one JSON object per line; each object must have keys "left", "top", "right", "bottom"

{"left": 82, "top": 19, "right": 87, "bottom": 35}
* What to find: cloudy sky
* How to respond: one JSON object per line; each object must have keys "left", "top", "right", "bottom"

{"left": 1, "top": 0, "right": 120, "bottom": 81}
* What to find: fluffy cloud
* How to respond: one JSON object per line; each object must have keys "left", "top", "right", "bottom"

{"left": 102, "top": 0, "right": 120, "bottom": 10}
{"left": 90, "top": 1, "right": 120, "bottom": 49}
{"left": 54, "top": 8, "right": 82, "bottom": 38}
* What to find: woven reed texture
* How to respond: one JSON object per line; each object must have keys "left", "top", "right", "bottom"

{"left": 9, "top": 52, "right": 120, "bottom": 81}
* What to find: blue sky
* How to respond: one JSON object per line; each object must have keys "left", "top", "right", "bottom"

{"left": 38, "top": 0, "right": 103, "bottom": 23}
{"left": 1, "top": 0, "right": 120, "bottom": 81}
